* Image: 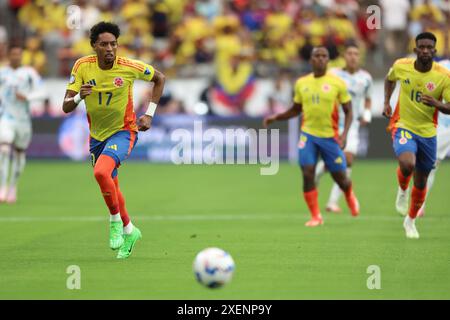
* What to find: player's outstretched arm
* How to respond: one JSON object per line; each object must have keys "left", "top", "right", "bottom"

{"left": 383, "top": 77, "right": 396, "bottom": 118}
{"left": 263, "top": 103, "right": 302, "bottom": 128}
{"left": 62, "top": 84, "right": 93, "bottom": 114}
{"left": 137, "top": 69, "right": 166, "bottom": 131}
{"left": 340, "top": 101, "right": 353, "bottom": 149}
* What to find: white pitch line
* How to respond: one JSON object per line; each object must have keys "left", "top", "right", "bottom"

{"left": 0, "top": 214, "right": 445, "bottom": 222}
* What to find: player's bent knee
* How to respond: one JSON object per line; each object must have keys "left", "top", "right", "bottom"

{"left": 399, "top": 162, "right": 415, "bottom": 176}
{"left": 94, "top": 166, "right": 110, "bottom": 182}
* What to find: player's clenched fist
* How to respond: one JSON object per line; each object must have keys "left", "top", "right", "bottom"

{"left": 137, "top": 114, "right": 152, "bottom": 131}
{"left": 80, "top": 84, "right": 93, "bottom": 99}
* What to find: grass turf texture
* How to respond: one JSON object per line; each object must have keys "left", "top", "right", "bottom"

{"left": 0, "top": 160, "right": 449, "bottom": 299}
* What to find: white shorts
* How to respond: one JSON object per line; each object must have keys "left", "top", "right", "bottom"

{"left": 343, "top": 126, "right": 359, "bottom": 155}
{"left": 437, "top": 126, "right": 450, "bottom": 161}
{"left": 0, "top": 115, "right": 32, "bottom": 150}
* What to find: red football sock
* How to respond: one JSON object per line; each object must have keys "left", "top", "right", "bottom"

{"left": 409, "top": 186, "right": 427, "bottom": 219}
{"left": 94, "top": 155, "right": 119, "bottom": 215}
{"left": 303, "top": 189, "right": 321, "bottom": 218}
{"left": 113, "top": 176, "right": 130, "bottom": 227}
{"left": 397, "top": 167, "right": 412, "bottom": 191}
{"left": 343, "top": 183, "right": 359, "bottom": 216}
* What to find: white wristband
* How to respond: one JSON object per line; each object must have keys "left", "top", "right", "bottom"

{"left": 145, "top": 102, "right": 157, "bottom": 117}
{"left": 362, "top": 109, "right": 372, "bottom": 123}
{"left": 73, "top": 93, "right": 82, "bottom": 105}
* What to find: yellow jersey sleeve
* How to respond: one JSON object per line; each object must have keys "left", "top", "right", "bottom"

{"left": 293, "top": 79, "right": 303, "bottom": 104}
{"left": 126, "top": 58, "right": 155, "bottom": 82}
{"left": 387, "top": 61, "right": 399, "bottom": 82}
{"left": 67, "top": 57, "right": 89, "bottom": 92}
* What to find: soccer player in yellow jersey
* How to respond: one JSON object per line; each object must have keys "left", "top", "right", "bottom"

{"left": 62, "top": 22, "right": 166, "bottom": 258}
{"left": 264, "top": 47, "right": 360, "bottom": 227}
{"left": 383, "top": 32, "right": 450, "bottom": 239}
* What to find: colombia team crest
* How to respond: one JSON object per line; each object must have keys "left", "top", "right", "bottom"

{"left": 425, "top": 82, "right": 435, "bottom": 92}
{"left": 113, "top": 77, "right": 124, "bottom": 87}
{"left": 322, "top": 84, "right": 330, "bottom": 92}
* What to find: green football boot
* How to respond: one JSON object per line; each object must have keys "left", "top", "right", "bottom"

{"left": 109, "top": 221, "right": 124, "bottom": 250}
{"left": 117, "top": 227, "right": 142, "bottom": 259}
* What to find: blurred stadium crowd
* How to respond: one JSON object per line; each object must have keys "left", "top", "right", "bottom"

{"left": 0, "top": 0, "right": 449, "bottom": 116}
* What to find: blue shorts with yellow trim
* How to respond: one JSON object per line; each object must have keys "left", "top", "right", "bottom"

{"left": 298, "top": 132, "right": 347, "bottom": 172}
{"left": 89, "top": 130, "right": 138, "bottom": 178}
{"left": 392, "top": 128, "right": 436, "bottom": 173}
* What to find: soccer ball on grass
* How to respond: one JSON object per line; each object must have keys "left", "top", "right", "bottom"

{"left": 193, "top": 247, "right": 235, "bottom": 288}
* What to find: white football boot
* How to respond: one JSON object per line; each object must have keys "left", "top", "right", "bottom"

{"left": 403, "top": 216, "right": 419, "bottom": 239}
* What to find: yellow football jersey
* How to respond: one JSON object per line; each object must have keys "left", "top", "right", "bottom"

{"left": 67, "top": 55, "right": 155, "bottom": 141}
{"left": 387, "top": 58, "right": 450, "bottom": 137}
{"left": 293, "top": 72, "right": 352, "bottom": 138}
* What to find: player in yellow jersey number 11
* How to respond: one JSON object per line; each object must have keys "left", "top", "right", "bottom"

{"left": 264, "top": 47, "right": 360, "bottom": 227}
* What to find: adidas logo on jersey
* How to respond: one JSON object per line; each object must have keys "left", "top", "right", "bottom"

{"left": 107, "top": 144, "right": 118, "bottom": 151}
{"left": 404, "top": 79, "right": 410, "bottom": 84}
{"left": 87, "top": 79, "right": 97, "bottom": 86}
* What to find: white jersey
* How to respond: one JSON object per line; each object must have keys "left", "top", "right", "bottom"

{"left": 436, "top": 59, "right": 450, "bottom": 160}
{"left": 331, "top": 68, "right": 373, "bottom": 129}
{"left": 0, "top": 65, "right": 41, "bottom": 122}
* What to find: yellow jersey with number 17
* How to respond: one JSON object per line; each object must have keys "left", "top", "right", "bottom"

{"left": 293, "top": 72, "right": 352, "bottom": 138}
{"left": 67, "top": 55, "right": 155, "bottom": 141}
{"left": 387, "top": 58, "right": 450, "bottom": 138}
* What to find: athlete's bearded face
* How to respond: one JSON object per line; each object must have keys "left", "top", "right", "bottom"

{"left": 93, "top": 32, "right": 118, "bottom": 65}
{"left": 414, "top": 38, "right": 436, "bottom": 65}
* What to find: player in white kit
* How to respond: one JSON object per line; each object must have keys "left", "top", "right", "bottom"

{"left": 315, "top": 45, "right": 373, "bottom": 212}
{"left": 417, "top": 59, "right": 450, "bottom": 217}
{"left": 0, "top": 44, "right": 42, "bottom": 203}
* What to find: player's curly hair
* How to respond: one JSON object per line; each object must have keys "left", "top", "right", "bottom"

{"left": 90, "top": 22, "right": 120, "bottom": 47}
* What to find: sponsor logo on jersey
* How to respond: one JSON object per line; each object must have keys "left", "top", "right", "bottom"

{"left": 113, "top": 77, "right": 124, "bottom": 87}
{"left": 404, "top": 78, "right": 410, "bottom": 84}
{"left": 87, "top": 79, "right": 96, "bottom": 86}
{"left": 334, "top": 157, "right": 343, "bottom": 164}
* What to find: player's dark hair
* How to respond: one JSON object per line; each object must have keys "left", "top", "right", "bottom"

{"left": 90, "top": 21, "right": 120, "bottom": 47}
{"left": 415, "top": 32, "right": 437, "bottom": 45}
{"left": 311, "top": 46, "right": 329, "bottom": 57}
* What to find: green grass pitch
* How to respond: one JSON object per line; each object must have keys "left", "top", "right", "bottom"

{"left": 0, "top": 160, "right": 449, "bottom": 299}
